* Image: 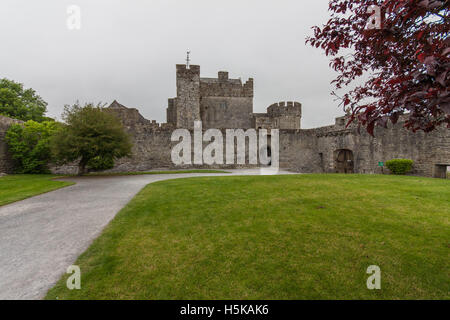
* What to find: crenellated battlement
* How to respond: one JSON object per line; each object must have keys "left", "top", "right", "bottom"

{"left": 267, "top": 101, "right": 302, "bottom": 117}
{"left": 253, "top": 101, "right": 302, "bottom": 130}
{"left": 199, "top": 71, "right": 254, "bottom": 98}
{"left": 176, "top": 64, "right": 200, "bottom": 77}
{"left": 243, "top": 78, "right": 254, "bottom": 97}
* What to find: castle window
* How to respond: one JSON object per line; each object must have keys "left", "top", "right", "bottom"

{"left": 220, "top": 102, "right": 228, "bottom": 110}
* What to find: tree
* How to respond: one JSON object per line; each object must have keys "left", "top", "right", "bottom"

{"left": 51, "top": 102, "right": 133, "bottom": 175}
{"left": 5, "top": 120, "right": 59, "bottom": 173}
{"left": 307, "top": 0, "right": 449, "bottom": 134}
{"left": 0, "top": 78, "right": 48, "bottom": 122}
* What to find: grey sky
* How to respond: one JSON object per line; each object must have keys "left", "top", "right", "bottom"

{"left": 0, "top": 0, "right": 342, "bottom": 128}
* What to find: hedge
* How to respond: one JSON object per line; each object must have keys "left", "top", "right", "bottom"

{"left": 385, "top": 159, "right": 414, "bottom": 175}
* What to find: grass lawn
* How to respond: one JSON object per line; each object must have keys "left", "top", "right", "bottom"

{"left": 0, "top": 175, "right": 74, "bottom": 206}
{"left": 46, "top": 174, "right": 449, "bottom": 300}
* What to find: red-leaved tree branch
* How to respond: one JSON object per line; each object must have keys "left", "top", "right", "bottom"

{"left": 307, "top": 0, "right": 449, "bottom": 135}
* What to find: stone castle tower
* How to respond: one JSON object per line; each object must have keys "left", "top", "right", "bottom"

{"left": 168, "top": 65, "right": 201, "bottom": 129}
{"left": 167, "top": 64, "right": 301, "bottom": 130}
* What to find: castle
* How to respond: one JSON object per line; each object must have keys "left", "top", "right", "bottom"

{"left": 166, "top": 64, "right": 301, "bottom": 131}
{"left": 0, "top": 63, "right": 449, "bottom": 178}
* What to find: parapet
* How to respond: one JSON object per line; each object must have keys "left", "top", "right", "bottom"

{"left": 200, "top": 73, "right": 254, "bottom": 98}
{"left": 218, "top": 71, "right": 229, "bottom": 81}
{"left": 243, "top": 78, "right": 254, "bottom": 97}
{"left": 267, "top": 101, "right": 302, "bottom": 117}
{"left": 176, "top": 64, "right": 200, "bottom": 78}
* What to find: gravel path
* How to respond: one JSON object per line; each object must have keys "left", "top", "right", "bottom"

{"left": 0, "top": 169, "right": 293, "bottom": 300}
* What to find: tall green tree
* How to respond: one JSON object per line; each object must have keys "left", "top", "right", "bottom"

{"left": 5, "top": 120, "right": 59, "bottom": 173}
{"left": 51, "top": 102, "right": 133, "bottom": 175}
{"left": 0, "top": 78, "right": 48, "bottom": 122}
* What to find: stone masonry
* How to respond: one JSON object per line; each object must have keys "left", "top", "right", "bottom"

{"left": 0, "top": 63, "right": 449, "bottom": 177}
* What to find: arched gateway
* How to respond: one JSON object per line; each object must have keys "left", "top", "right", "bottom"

{"left": 335, "top": 149, "right": 354, "bottom": 174}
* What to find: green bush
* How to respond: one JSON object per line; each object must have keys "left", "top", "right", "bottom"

{"left": 51, "top": 102, "right": 132, "bottom": 175}
{"left": 87, "top": 156, "right": 115, "bottom": 171}
{"left": 5, "top": 120, "right": 59, "bottom": 173}
{"left": 386, "top": 159, "right": 414, "bottom": 175}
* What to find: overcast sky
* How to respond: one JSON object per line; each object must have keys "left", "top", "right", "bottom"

{"left": 0, "top": 0, "right": 344, "bottom": 128}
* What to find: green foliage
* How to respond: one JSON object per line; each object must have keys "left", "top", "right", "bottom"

{"left": 0, "top": 78, "right": 47, "bottom": 122}
{"left": 5, "top": 120, "right": 59, "bottom": 173}
{"left": 51, "top": 102, "right": 133, "bottom": 175}
{"left": 386, "top": 159, "right": 414, "bottom": 175}
{"left": 87, "top": 156, "right": 115, "bottom": 171}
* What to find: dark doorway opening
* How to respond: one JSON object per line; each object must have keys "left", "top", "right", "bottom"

{"left": 266, "top": 146, "right": 272, "bottom": 166}
{"left": 434, "top": 164, "right": 449, "bottom": 179}
{"left": 335, "top": 149, "right": 354, "bottom": 173}
{"left": 319, "top": 153, "right": 324, "bottom": 172}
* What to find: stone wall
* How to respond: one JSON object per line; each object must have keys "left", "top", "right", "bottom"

{"left": 1, "top": 106, "right": 448, "bottom": 178}
{"left": 0, "top": 115, "right": 23, "bottom": 173}
{"left": 199, "top": 72, "right": 254, "bottom": 129}
{"left": 200, "top": 96, "right": 254, "bottom": 129}
{"left": 96, "top": 105, "right": 450, "bottom": 178}
{"left": 277, "top": 117, "right": 449, "bottom": 177}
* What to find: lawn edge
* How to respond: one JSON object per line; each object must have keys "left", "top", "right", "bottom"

{"left": 0, "top": 176, "right": 76, "bottom": 207}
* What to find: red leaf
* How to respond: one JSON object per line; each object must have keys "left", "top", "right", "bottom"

{"left": 344, "top": 98, "right": 351, "bottom": 106}
{"left": 307, "top": 0, "right": 450, "bottom": 133}
{"left": 417, "top": 53, "right": 426, "bottom": 63}
{"left": 416, "top": 30, "right": 425, "bottom": 40}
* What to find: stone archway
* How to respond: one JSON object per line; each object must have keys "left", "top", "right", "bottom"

{"left": 335, "top": 149, "right": 354, "bottom": 173}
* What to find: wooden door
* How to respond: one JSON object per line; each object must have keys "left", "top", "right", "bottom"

{"left": 336, "top": 149, "right": 354, "bottom": 173}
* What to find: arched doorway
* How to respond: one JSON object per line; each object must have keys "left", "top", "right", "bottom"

{"left": 335, "top": 149, "right": 354, "bottom": 173}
